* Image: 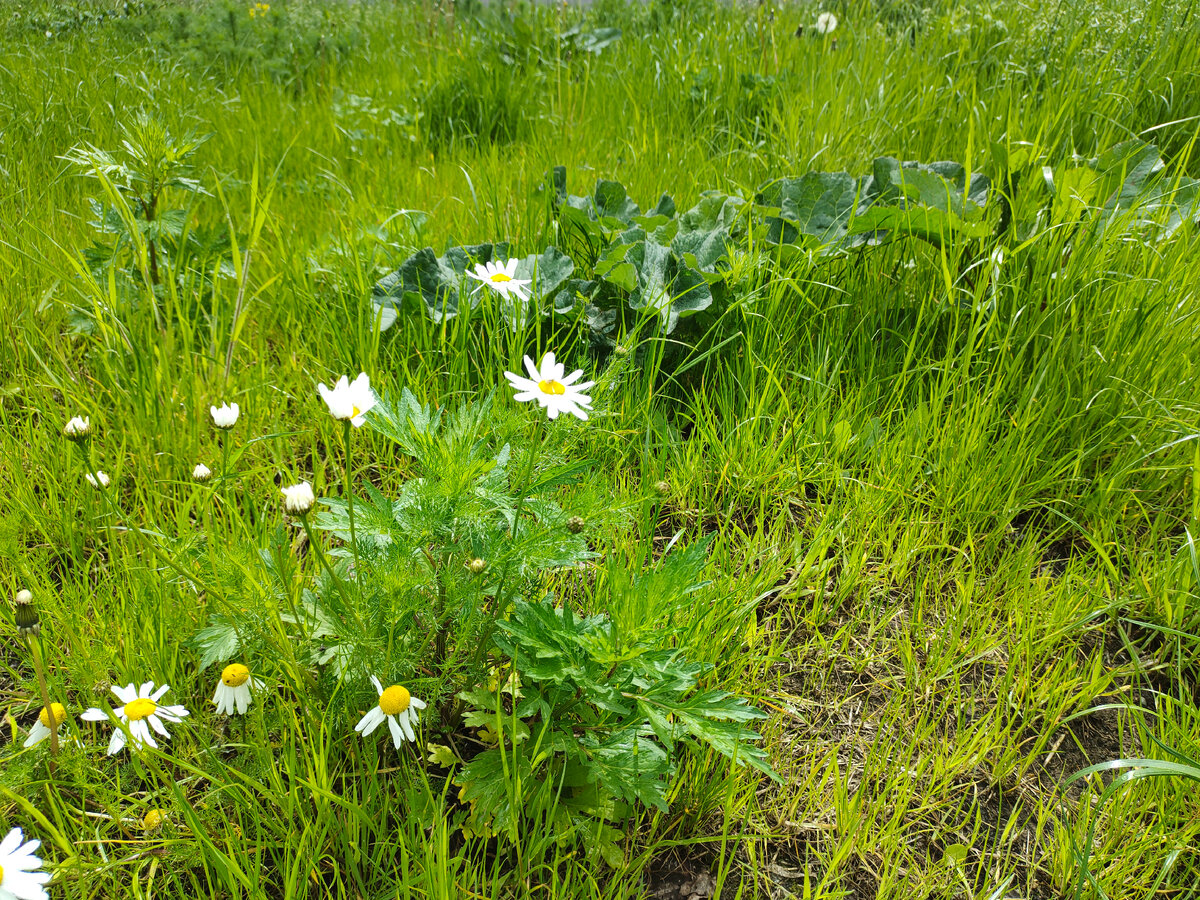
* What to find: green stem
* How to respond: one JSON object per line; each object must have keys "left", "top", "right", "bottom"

{"left": 299, "top": 516, "right": 358, "bottom": 628}
{"left": 473, "top": 426, "right": 545, "bottom": 666}
{"left": 342, "top": 420, "right": 364, "bottom": 600}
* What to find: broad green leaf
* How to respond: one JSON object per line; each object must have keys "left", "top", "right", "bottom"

{"left": 372, "top": 242, "right": 509, "bottom": 326}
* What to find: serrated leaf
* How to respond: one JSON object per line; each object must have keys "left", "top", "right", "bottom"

{"left": 372, "top": 242, "right": 509, "bottom": 324}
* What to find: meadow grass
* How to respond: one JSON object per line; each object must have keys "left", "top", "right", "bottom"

{"left": 2, "top": 0, "right": 1200, "bottom": 897}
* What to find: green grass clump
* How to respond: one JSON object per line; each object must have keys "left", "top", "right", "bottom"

{"left": 3, "top": 0, "right": 1200, "bottom": 897}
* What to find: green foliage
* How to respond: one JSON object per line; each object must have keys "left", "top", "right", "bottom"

{"left": 454, "top": 539, "right": 777, "bottom": 849}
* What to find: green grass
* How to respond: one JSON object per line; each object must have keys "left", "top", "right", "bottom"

{"left": 3, "top": 0, "right": 1200, "bottom": 897}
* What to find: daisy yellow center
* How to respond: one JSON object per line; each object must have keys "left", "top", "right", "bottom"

{"left": 351, "top": 405, "right": 361, "bottom": 418}
{"left": 143, "top": 809, "right": 167, "bottom": 831}
{"left": 40, "top": 702, "right": 66, "bottom": 728}
{"left": 489, "top": 273, "right": 512, "bottom": 282}
{"left": 125, "top": 698, "right": 158, "bottom": 721}
{"left": 538, "top": 379, "right": 566, "bottom": 395}
{"left": 379, "top": 685, "right": 412, "bottom": 716}
{"left": 222, "top": 664, "right": 251, "bottom": 687}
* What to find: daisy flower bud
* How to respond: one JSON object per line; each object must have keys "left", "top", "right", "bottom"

{"left": 192, "top": 463, "right": 212, "bottom": 483}
{"left": 85, "top": 471, "right": 110, "bottom": 489}
{"left": 142, "top": 810, "right": 168, "bottom": 832}
{"left": 281, "top": 481, "right": 315, "bottom": 516}
{"left": 210, "top": 402, "right": 240, "bottom": 430}
{"left": 653, "top": 480, "right": 670, "bottom": 496}
{"left": 63, "top": 415, "right": 92, "bottom": 440}
{"left": 14, "top": 590, "right": 39, "bottom": 637}
{"left": 566, "top": 515, "right": 585, "bottom": 534}
{"left": 466, "top": 557, "right": 487, "bottom": 575}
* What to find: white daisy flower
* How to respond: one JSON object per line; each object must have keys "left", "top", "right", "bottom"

{"left": 354, "top": 677, "right": 426, "bottom": 749}
{"left": 84, "top": 471, "right": 110, "bottom": 489}
{"left": 192, "top": 463, "right": 212, "bottom": 483}
{"left": 815, "top": 11, "right": 838, "bottom": 34}
{"left": 212, "top": 664, "right": 263, "bottom": 716}
{"left": 81, "top": 682, "right": 190, "bottom": 755}
{"left": 0, "top": 827, "right": 50, "bottom": 900}
{"left": 317, "top": 373, "right": 377, "bottom": 427}
{"left": 467, "top": 259, "right": 532, "bottom": 302}
{"left": 22, "top": 703, "right": 68, "bottom": 749}
{"left": 210, "top": 402, "right": 239, "bottom": 430}
{"left": 503, "top": 352, "right": 595, "bottom": 421}
{"left": 281, "top": 481, "right": 315, "bottom": 515}
{"left": 63, "top": 415, "right": 92, "bottom": 440}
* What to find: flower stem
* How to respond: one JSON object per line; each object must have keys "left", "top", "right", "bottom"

{"left": 28, "top": 637, "right": 60, "bottom": 759}
{"left": 342, "top": 420, "right": 364, "bottom": 600}
{"left": 473, "top": 426, "right": 544, "bottom": 666}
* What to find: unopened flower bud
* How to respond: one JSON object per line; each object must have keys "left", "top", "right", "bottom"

{"left": 281, "top": 481, "right": 315, "bottom": 516}
{"left": 192, "top": 463, "right": 212, "bottom": 483}
{"left": 653, "top": 480, "right": 670, "bottom": 496}
{"left": 467, "top": 558, "right": 487, "bottom": 575}
{"left": 85, "top": 471, "right": 110, "bottom": 489}
{"left": 143, "top": 809, "right": 168, "bottom": 832}
{"left": 566, "top": 515, "right": 585, "bottom": 534}
{"left": 210, "top": 402, "right": 240, "bottom": 430}
{"left": 14, "top": 589, "right": 39, "bottom": 636}
{"left": 63, "top": 415, "right": 92, "bottom": 440}
{"left": 614, "top": 345, "right": 629, "bottom": 357}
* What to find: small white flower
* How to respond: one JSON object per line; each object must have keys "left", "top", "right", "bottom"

{"left": 317, "top": 374, "right": 377, "bottom": 427}
{"left": 466, "top": 258, "right": 532, "bottom": 302}
{"left": 815, "top": 11, "right": 838, "bottom": 34}
{"left": 22, "top": 703, "right": 68, "bottom": 749}
{"left": 0, "top": 826, "right": 50, "bottom": 900}
{"left": 281, "top": 481, "right": 315, "bottom": 515}
{"left": 354, "top": 677, "right": 426, "bottom": 749}
{"left": 192, "top": 463, "right": 212, "bottom": 483}
{"left": 210, "top": 402, "right": 240, "bottom": 430}
{"left": 81, "top": 682, "right": 189, "bottom": 755}
{"left": 503, "top": 352, "right": 595, "bottom": 421}
{"left": 63, "top": 415, "right": 91, "bottom": 439}
{"left": 212, "top": 664, "right": 263, "bottom": 716}
{"left": 84, "top": 471, "right": 110, "bottom": 489}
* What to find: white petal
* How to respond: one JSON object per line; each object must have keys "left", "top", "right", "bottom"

{"left": 503, "top": 258, "right": 519, "bottom": 278}
{"left": 410, "top": 696, "right": 427, "bottom": 710}
{"left": 0, "top": 827, "right": 22, "bottom": 855}
{"left": 523, "top": 356, "right": 541, "bottom": 381}
{"left": 158, "top": 704, "right": 189, "bottom": 720}
{"left": 23, "top": 722, "right": 50, "bottom": 748}
{"left": 140, "top": 681, "right": 155, "bottom": 698}
{"left": 107, "top": 728, "right": 126, "bottom": 755}
{"left": 148, "top": 715, "right": 171, "bottom": 739}
{"left": 398, "top": 708, "right": 416, "bottom": 742}
{"left": 369, "top": 675, "right": 384, "bottom": 695}
{"left": 387, "top": 715, "right": 404, "bottom": 749}
{"left": 1, "top": 871, "right": 49, "bottom": 900}
{"left": 235, "top": 685, "right": 252, "bottom": 715}
{"left": 80, "top": 707, "right": 108, "bottom": 722}
{"left": 151, "top": 683, "right": 170, "bottom": 701}
{"left": 354, "top": 707, "right": 385, "bottom": 736}
{"left": 112, "top": 684, "right": 137, "bottom": 703}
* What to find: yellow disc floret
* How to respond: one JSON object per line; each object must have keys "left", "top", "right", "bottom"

{"left": 489, "top": 273, "right": 512, "bottom": 283}
{"left": 125, "top": 698, "right": 158, "bottom": 721}
{"left": 221, "top": 663, "right": 251, "bottom": 687}
{"left": 39, "top": 702, "right": 67, "bottom": 729}
{"left": 538, "top": 379, "right": 566, "bottom": 395}
{"left": 143, "top": 809, "right": 167, "bottom": 831}
{"left": 379, "top": 685, "right": 412, "bottom": 716}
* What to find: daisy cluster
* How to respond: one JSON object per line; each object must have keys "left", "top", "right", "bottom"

{"left": 13, "top": 335, "right": 594, "bottom": 895}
